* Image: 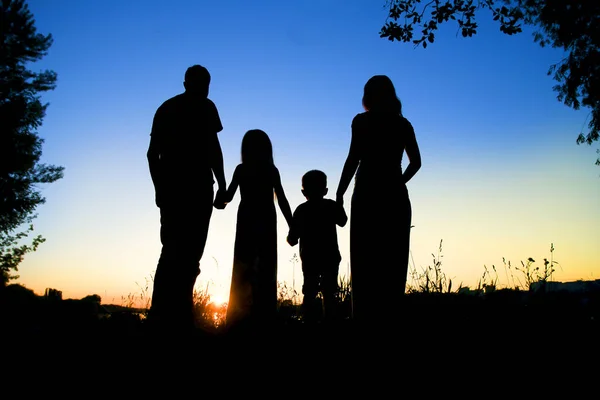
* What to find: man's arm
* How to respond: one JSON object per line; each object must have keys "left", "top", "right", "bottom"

{"left": 147, "top": 108, "right": 164, "bottom": 207}
{"left": 147, "top": 136, "right": 160, "bottom": 187}
{"left": 206, "top": 100, "right": 226, "bottom": 202}
{"left": 208, "top": 131, "right": 226, "bottom": 192}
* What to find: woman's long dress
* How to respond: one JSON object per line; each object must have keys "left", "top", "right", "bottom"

{"left": 225, "top": 164, "right": 279, "bottom": 330}
{"left": 348, "top": 111, "right": 414, "bottom": 324}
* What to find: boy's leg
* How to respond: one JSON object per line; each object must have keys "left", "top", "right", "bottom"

{"left": 322, "top": 261, "right": 341, "bottom": 323}
{"left": 301, "top": 262, "right": 320, "bottom": 323}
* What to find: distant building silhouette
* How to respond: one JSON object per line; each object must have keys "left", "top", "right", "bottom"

{"left": 45, "top": 288, "right": 62, "bottom": 300}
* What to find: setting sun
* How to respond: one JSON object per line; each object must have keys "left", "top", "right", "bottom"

{"left": 211, "top": 295, "right": 226, "bottom": 306}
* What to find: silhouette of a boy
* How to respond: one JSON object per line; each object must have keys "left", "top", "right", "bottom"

{"left": 287, "top": 170, "right": 348, "bottom": 323}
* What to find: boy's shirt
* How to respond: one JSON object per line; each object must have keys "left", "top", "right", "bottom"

{"left": 288, "top": 198, "right": 348, "bottom": 264}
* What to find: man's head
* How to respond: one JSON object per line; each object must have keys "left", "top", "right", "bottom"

{"left": 302, "top": 169, "right": 328, "bottom": 200}
{"left": 184, "top": 65, "right": 211, "bottom": 98}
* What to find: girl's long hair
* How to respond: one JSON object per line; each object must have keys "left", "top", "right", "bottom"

{"left": 241, "top": 129, "right": 274, "bottom": 165}
{"left": 362, "top": 75, "right": 402, "bottom": 115}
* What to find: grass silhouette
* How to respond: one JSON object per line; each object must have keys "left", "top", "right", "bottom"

{"left": 2, "top": 242, "right": 598, "bottom": 394}
{"left": 2, "top": 241, "right": 598, "bottom": 367}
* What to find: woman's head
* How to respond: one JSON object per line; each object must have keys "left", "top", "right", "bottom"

{"left": 241, "top": 129, "right": 274, "bottom": 165}
{"left": 362, "top": 75, "right": 402, "bottom": 115}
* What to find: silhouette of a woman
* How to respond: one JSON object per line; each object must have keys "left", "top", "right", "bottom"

{"left": 336, "top": 75, "right": 421, "bottom": 326}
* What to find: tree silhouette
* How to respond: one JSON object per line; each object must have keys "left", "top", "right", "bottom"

{"left": 0, "top": 0, "right": 64, "bottom": 286}
{"left": 380, "top": 0, "right": 600, "bottom": 166}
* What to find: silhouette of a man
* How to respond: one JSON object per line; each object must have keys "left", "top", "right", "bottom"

{"left": 147, "top": 64, "right": 226, "bottom": 333}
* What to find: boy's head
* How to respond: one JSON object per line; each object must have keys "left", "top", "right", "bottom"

{"left": 302, "top": 170, "right": 328, "bottom": 200}
{"left": 184, "top": 64, "right": 210, "bottom": 98}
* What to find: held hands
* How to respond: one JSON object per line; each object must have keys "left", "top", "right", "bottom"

{"left": 287, "top": 235, "right": 298, "bottom": 247}
{"left": 213, "top": 188, "right": 227, "bottom": 210}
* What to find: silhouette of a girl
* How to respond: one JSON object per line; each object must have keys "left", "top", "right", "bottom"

{"left": 336, "top": 75, "right": 422, "bottom": 326}
{"left": 221, "top": 129, "right": 294, "bottom": 332}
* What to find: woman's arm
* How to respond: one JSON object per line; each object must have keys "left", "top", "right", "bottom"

{"left": 402, "top": 121, "right": 422, "bottom": 184}
{"left": 336, "top": 117, "right": 361, "bottom": 204}
{"left": 273, "top": 167, "right": 294, "bottom": 228}
{"left": 147, "top": 108, "right": 165, "bottom": 207}
{"left": 335, "top": 201, "right": 348, "bottom": 228}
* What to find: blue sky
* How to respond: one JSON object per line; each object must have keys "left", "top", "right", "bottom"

{"left": 17, "top": 0, "right": 599, "bottom": 304}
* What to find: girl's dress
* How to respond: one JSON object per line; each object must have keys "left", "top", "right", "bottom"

{"left": 225, "top": 163, "right": 281, "bottom": 329}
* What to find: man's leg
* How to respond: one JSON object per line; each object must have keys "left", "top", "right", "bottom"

{"left": 148, "top": 206, "right": 181, "bottom": 331}
{"left": 183, "top": 197, "right": 213, "bottom": 330}
{"left": 149, "top": 193, "right": 213, "bottom": 333}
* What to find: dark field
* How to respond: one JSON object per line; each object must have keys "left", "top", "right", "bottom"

{"left": 3, "top": 283, "right": 598, "bottom": 352}
{"left": 2, "top": 282, "right": 598, "bottom": 395}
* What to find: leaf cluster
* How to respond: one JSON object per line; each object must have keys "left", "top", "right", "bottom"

{"left": 1, "top": 0, "right": 64, "bottom": 280}
{"left": 380, "top": 0, "right": 600, "bottom": 165}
